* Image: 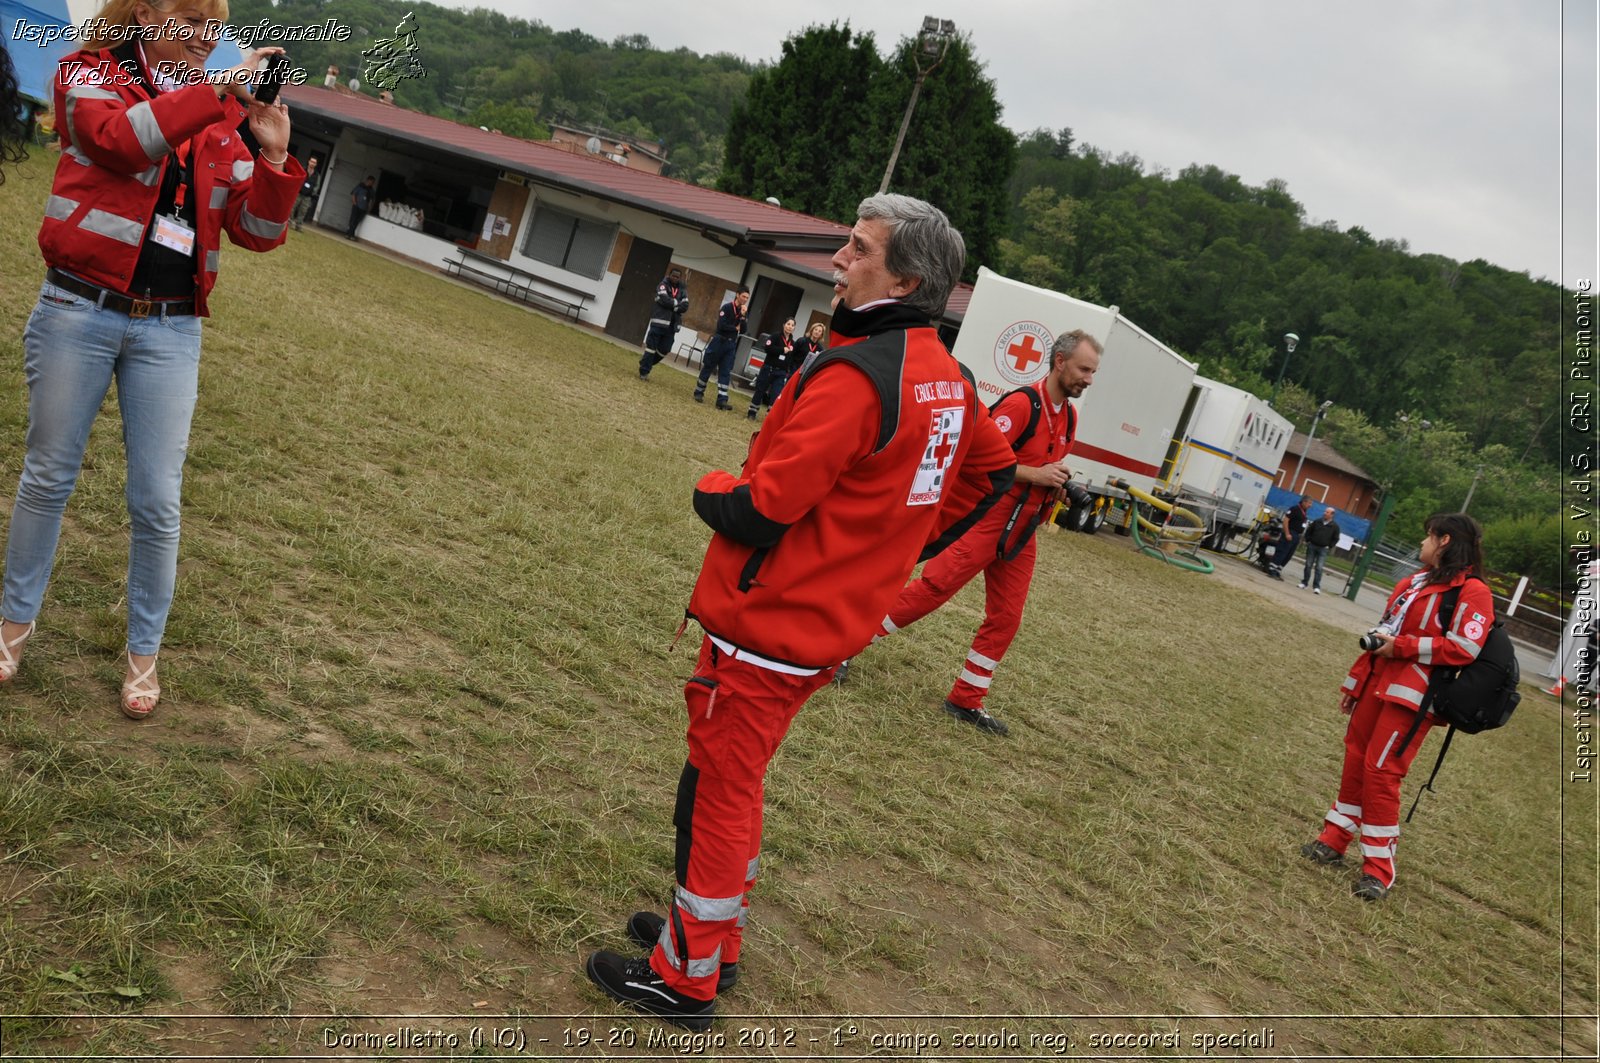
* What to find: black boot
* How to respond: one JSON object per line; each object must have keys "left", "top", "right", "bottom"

{"left": 585, "top": 950, "right": 716, "bottom": 1030}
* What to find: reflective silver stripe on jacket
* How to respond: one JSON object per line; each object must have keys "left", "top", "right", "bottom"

{"left": 124, "top": 99, "right": 171, "bottom": 163}
{"left": 232, "top": 160, "right": 254, "bottom": 183}
{"left": 44, "top": 195, "right": 80, "bottom": 221}
{"left": 1415, "top": 637, "right": 1434, "bottom": 664}
{"left": 746, "top": 855, "right": 760, "bottom": 882}
{"left": 238, "top": 207, "right": 286, "bottom": 240}
{"left": 1380, "top": 682, "right": 1424, "bottom": 708}
{"left": 673, "top": 885, "right": 742, "bottom": 923}
{"left": 80, "top": 208, "right": 144, "bottom": 246}
{"left": 64, "top": 85, "right": 118, "bottom": 149}
{"left": 63, "top": 144, "right": 94, "bottom": 168}
{"left": 205, "top": 250, "right": 220, "bottom": 273}
{"left": 209, "top": 186, "right": 230, "bottom": 210}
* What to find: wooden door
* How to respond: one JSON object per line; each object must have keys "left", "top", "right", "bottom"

{"left": 479, "top": 179, "right": 530, "bottom": 259}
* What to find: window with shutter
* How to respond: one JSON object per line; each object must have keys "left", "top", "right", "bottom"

{"left": 521, "top": 205, "right": 616, "bottom": 280}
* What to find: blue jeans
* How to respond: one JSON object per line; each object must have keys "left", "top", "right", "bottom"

{"left": 3, "top": 279, "right": 202, "bottom": 655}
{"left": 1301, "top": 543, "right": 1330, "bottom": 590}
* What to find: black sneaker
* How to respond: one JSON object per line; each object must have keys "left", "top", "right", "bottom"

{"left": 1352, "top": 874, "right": 1390, "bottom": 902}
{"left": 746, "top": 408, "right": 757, "bottom": 420}
{"left": 626, "top": 912, "right": 739, "bottom": 992}
{"left": 832, "top": 659, "right": 851, "bottom": 685}
{"left": 942, "top": 699, "right": 1008, "bottom": 736}
{"left": 715, "top": 399, "right": 733, "bottom": 411}
{"left": 1299, "top": 840, "right": 1346, "bottom": 866}
{"left": 693, "top": 389, "right": 705, "bottom": 403}
{"left": 585, "top": 950, "right": 716, "bottom": 1030}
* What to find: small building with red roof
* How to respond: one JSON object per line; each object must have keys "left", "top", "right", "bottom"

{"left": 282, "top": 84, "right": 888, "bottom": 349}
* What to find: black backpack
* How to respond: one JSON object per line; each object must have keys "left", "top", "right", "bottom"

{"left": 1396, "top": 577, "right": 1522, "bottom": 820}
{"left": 989, "top": 387, "right": 1077, "bottom": 561}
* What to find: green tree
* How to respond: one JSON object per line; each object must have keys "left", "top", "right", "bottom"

{"left": 466, "top": 101, "right": 550, "bottom": 141}
{"left": 719, "top": 24, "right": 885, "bottom": 215}
{"left": 719, "top": 26, "right": 1014, "bottom": 276}
{"left": 854, "top": 32, "right": 1014, "bottom": 276}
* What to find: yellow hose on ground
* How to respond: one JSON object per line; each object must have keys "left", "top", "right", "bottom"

{"left": 1112, "top": 479, "right": 1215, "bottom": 574}
{"left": 1120, "top": 483, "right": 1206, "bottom": 543}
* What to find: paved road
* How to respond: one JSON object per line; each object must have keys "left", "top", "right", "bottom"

{"left": 1199, "top": 545, "right": 1557, "bottom": 687}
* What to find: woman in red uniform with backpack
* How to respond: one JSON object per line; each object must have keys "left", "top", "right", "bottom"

{"left": 1301, "top": 512, "right": 1493, "bottom": 900}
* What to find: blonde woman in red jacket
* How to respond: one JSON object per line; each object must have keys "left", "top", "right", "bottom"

{"left": 1301, "top": 512, "right": 1493, "bottom": 900}
{"left": 0, "top": 0, "right": 301, "bottom": 718}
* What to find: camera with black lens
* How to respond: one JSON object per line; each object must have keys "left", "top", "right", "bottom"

{"left": 1358, "top": 630, "right": 1386, "bottom": 651}
{"left": 1062, "top": 480, "right": 1090, "bottom": 507}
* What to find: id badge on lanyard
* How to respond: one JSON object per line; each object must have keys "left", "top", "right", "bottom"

{"left": 1376, "top": 577, "right": 1425, "bottom": 637}
{"left": 149, "top": 142, "right": 196, "bottom": 257}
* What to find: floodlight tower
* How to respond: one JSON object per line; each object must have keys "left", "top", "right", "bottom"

{"left": 877, "top": 16, "right": 957, "bottom": 195}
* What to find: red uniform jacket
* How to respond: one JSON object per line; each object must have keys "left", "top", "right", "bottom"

{"left": 1342, "top": 569, "right": 1494, "bottom": 711}
{"left": 688, "top": 301, "right": 1017, "bottom": 668}
{"left": 990, "top": 380, "right": 1079, "bottom": 556}
{"left": 41, "top": 47, "right": 302, "bottom": 315}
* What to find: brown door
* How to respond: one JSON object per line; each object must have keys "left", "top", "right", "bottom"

{"left": 605, "top": 237, "right": 674, "bottom": 342}
{"left": 480, "top": 179, "right": 530, "bottom": 259}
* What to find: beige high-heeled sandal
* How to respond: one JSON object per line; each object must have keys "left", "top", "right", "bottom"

{"left": 121, "top": 653, "right": 161, "bottom": 719}
{"left": 0, "top": 621, "right": 35, "bottom": 684}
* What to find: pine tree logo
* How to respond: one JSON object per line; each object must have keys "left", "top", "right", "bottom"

{"left": 362, "top": 12, "right": 427, "bottom": 90}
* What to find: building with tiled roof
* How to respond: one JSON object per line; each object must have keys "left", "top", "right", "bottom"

{"left": 282, "top": 84, "right": 900, "bottom": 351}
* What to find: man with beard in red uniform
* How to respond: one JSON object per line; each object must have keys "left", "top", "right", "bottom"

{"left": 584, "top": 195, "right": 1018, "bottom": 1028}
{"left": 846, "top": 330, "right": 1099, "bottom": 735}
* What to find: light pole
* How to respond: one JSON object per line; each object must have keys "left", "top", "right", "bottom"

{"left": 877, "top": 17, "right": 956, "bottom": 195}
{"left": 1269, "top": 332, "right": 1299, "bottom": 407}
{"left": 1288, "top": 399, "right": 1334, "bottom": 495}
{"left": 1462, "top": 463, "right": 1486, "bottom": 513}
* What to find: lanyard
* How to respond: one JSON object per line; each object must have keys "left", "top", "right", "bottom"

{"left": 171, "top": 141, "right": 191, "bottom": 212}
{"left": 1035, "top": 382, "right": 1066, "bottom": 457}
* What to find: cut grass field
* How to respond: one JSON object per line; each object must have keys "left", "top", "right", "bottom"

{"left": 0, "top": 153, "right": 1593, "bottom": 1059}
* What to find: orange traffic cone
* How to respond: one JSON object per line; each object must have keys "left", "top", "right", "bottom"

{"left": 1547, "top": 677, "right": 1568, "bottom": 697}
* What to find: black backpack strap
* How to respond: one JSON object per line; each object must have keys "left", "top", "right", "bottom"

{"left": 991, "top": 387, "right": 1043, "bottom": 451}
{"left": 1406, "top": 725, "right": 1458, "bottom": 822}
{"left": 791, "top": 342, "right": 905, "bottom": 454}
{"left": 1393, "top": 581, "right": 1468, "bottom": 760}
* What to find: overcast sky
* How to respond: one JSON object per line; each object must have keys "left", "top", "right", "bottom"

{"left": 437, "top": 0, "right": 1596, "bottom": 287}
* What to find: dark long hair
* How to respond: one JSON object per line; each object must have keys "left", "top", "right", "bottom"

{"left": 1423, "top": 512, "right": 1484, "bottom": 586}
{"left": 0, "top": 46, "right": 28, "bottom": 184}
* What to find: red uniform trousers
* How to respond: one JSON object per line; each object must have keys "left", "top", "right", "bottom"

{"left": 880, "top": 501, "right": 1036, "bottom": 710}
{"left": 1315, "top": 687, "right": 1434, "bottom": 888}
{"left": 649, "top": 636, "right": 833, "bottom": 1000}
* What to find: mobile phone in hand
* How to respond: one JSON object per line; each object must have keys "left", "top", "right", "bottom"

{"left": 254, "top": 53, "right": 291, "bottom": 105}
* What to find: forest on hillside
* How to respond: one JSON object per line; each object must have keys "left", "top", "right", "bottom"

{"left": 225, "top": 0, "right": 1584, "bottom": 582}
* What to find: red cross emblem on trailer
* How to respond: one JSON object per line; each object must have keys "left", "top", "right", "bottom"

{"left": 993, "top": 320, "right": 1054, "bottom": 386}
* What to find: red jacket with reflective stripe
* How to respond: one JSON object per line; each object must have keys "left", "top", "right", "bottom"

{"left": 40, "top": 48, "right": 303, "bottom": 315}
{"left": 1342, "top": 569, "right": 1494, "bottom": 709}
{"left": 992, "top": 379, "right": 1079, "bottom": 515}
{"left": 687, "top": 301, "right": 1018, "bottom": 668}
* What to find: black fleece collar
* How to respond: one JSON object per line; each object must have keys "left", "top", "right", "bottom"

{"left": 830, "top": 299, "right": 931, "bottom": 338}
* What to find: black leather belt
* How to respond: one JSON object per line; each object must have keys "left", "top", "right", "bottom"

{"left": 45, "top": 269, "right": 196, "bottom": 318}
